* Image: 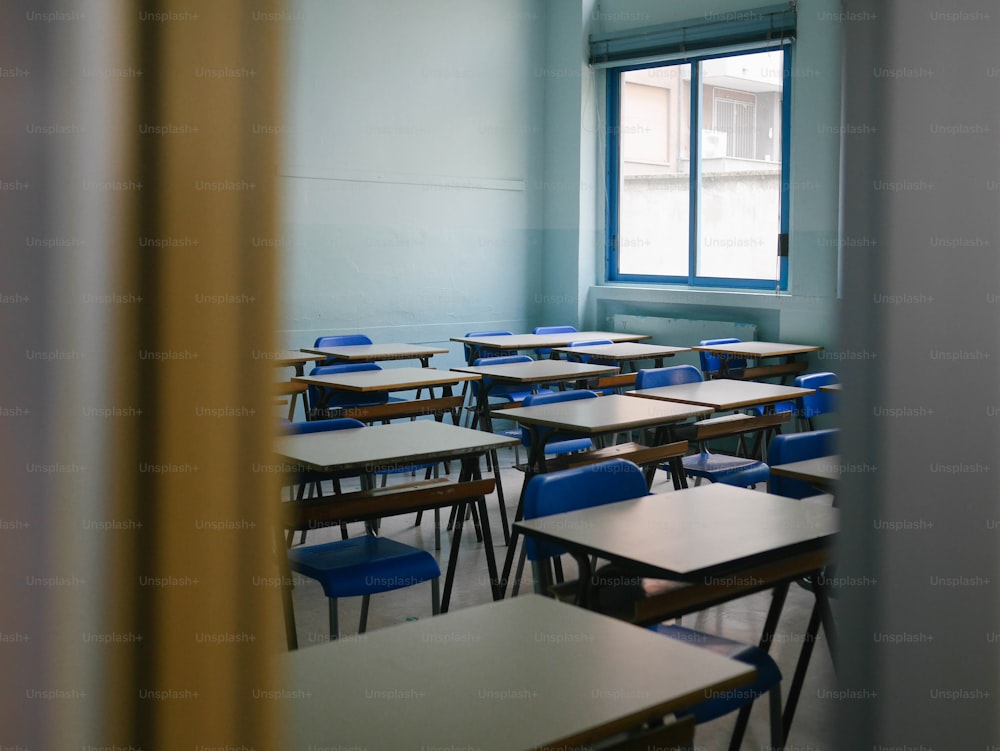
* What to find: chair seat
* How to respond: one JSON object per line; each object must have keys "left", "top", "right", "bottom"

{"left": 499, "top": 388, "right": 554, "bottom": 403}
{"left": 651, "top": 623, "right": 782, "bottom": 724}
{"left": 544, "top": 437, "right": 594, "bottom": 455}
{"left": 751, "top": 401, "right": 795, "bottom": 415}
{"left": 288, "top": 536, "right": 440, "bottom": 599}
{"left": 682, "top": 452, "right": 769, "bottom": 485}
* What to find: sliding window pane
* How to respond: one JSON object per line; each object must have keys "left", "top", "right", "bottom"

{"left": 617, "top": 65, "right": 690, "bottom": 277}
{"left": 697, "top": 50, "right": 783, "bottom": 280}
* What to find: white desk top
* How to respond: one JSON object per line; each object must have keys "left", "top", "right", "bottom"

{"left": 452, "top": 331, "right": 650, "bottom": 350}
{"left": 628, "top": 379, "right": 813, "bottom": 411}
{"left": 301, "top": 343, "right": 448, "bottom": 361}
{"left": 553, "top": 342, "right": 691, "bottom": 360}
{"left": 294, "top": 366, "right": 478, "bottom": 392}
{"left": 692, "top": 341, "right": 823, "bottom": 358}
{"left": 276, "top": 419, "right": 519, "bottom": 472}
{"left": 287, "top": 594, "right": 755, "bottom": 751}
{"left": 515, "top": 484, "right": 838, "bottom": 581}
{"left": 453, "top": 359, "right": 617, "bottom": 383}
{"left": 499, "top": 394, "right": 711, "bottom": 434}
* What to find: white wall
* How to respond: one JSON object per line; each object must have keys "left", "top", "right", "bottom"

{"left": 280, "top": 0, "right": 546, "bottom": 363}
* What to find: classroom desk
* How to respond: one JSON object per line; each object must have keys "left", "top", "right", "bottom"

{"left": 495, "top": 393, "right": 712, "bottom": 597}
{"left": 820, "top": 383, "right": 842, "bottom": 393}
{"left": 301, "top": 342, "right": 448, "bottom": 366}
{"left": 276, "top": 420, "right": 518, "bottom": 611}
{"left": 514, "top": 483, "right": 839, "bottom": 740}
{"left": 692, "top": 341, "right": 823, "bottom": 380}
{"left": 770, "top": 455, "right": 841, "bottom": 495}
{"left": 294, "top": 366, "right": 480, "bottom": 420}
{"left": 627, "top": 380, "right": 812, "bottom": 459}
{"left": 286, "top": 594, "right": 755, "bottom": 751}
{"left": 552, "top": 341, "right": 691, "bottom": 370}
{"left": 452, "top": 330, "right": 650, "bottom": 357}
{"left": 453, "top": 359, "right": 618, "bottom": 433}
{"left": 499, "top": 394, "right": 710, "bottom": 475}
{"left": 628, "top": 379, "right": 813, "bottom": 412}
{"left": 270, "top": 349, "right": 326, "bottom": 375}
{"left": 270, "top": 351, "right": 326, "bottom": 420}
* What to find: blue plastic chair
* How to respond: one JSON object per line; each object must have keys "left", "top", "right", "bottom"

{"left": 280, "top": 416, "right": 441, "bottom": 639}
{"left": 634, "top": 363, "right": 703, "bottom": 390}
{"left": 794, "top": 372, "right": 839, "bottom": 431}
{"left": 532, "top": 324, "right": 577, "bottom": 358}
{"left": 698, "top": 339, "right": 795, "bottom": 422}
{"left": 698, "top": 337, "right": 746, "bottom": 379}
{"left": 305, "top": 362, "right": 391, "bottom": 420}
{"left": 565, "top": 340, "right": 620, "bottom": 394}
{"left": 314, "top": 334, "right": 372, "bottom": 348}
{"left": 767, "top": 428, "right": 839, "bottom": 499}
{"left": 281, "top": 418, "right": 365, "bottom": 493}
{"left": 280, "top": 418, "right": 366, "bottom": 544}
{"left": 459, "top": 331, "right": 513, "bottom": 425}
{"left": 634, "top": 365, "right": 767, "bottom": 487}
{"left": 312, "top": 334, "right": 373, "bottom": 365}
{"left": 462, "top": 330, "right": 513, "bottom": 365}
{"left": 519, "top": 390, "right": 598, "bottom": 464}
{"left": 282, "top": 417, "right": 365, "bottom": 436}
{"left": 521, "top": 460, "right": 784, "bottom": 750}
{"left": 564, "top": 338, "right": 614, "bottom": 364}
{"left": 469, "top": 355, "right": 553, "bottom": 429}
{"left": 287, "top": 535, "right": 440, "bottom": 640}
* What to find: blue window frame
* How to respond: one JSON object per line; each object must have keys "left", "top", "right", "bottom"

{"left": 604, "top": 43, "right": 793, "bottom": 289}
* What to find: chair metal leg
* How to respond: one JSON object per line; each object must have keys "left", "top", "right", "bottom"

{"left": 511, "top": 542, "right": 528, "bottom": 597}
{"left": 768, "top": 684, "right": 785, "bottom": 750}
{"left": 727, "top": 703, "right": 752, "bottom": 751}
{"left": 489, "top": 448, "right": 511, "bottom": 546}
{"left": 359, "top": 594, "right": 371, "bottom": 634}
{"left": 469, "top": 500, "right": 483, "bottom": 542}
{"left": 431, "top": 578, "right": 440, "bottom": 615}
{"left": 328, "top": 598, "right": 339, "bottom": 641}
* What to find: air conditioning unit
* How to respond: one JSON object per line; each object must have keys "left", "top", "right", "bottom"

{"left": 702, "top": 130, "right": 728, "bottom": 158}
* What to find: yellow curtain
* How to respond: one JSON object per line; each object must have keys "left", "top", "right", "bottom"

{"left": 100, "top": 1, "right": 286, "bottom": 746}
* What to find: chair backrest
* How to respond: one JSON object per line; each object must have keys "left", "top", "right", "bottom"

{"left": 281, "top": 417, "right": 366, "bottom": 435}
{"left": 521, "top": 389, "right": 600, "bottom": 453}
{"left": 278, "top": 418, "right": 366, "bottom": 486}
{"left": 635, "top": 364, "right": 703, "bottom": 390}
{"left": 463, "top": 330, "right": 513, "bottom": 365}
{"left": 522, "top": 459, "right": 649, "bottom": 561}
{"left": 767, "top": 428, "right": 839, "bottom": 498}
{"left": 532, "top": 325, "right": 577, "bottom": 336}
{"left": 699, "top": 338, "right": 746, "bottom": 377}
{"left": 794, "top": 371, "right": 839, "bottom": 420}
{"left": 565, "top": 339, "right": 614, "bottom": 364}
{"left": 471, "top": 354, "right": 533, "bottom": 398}
{"left": 532, "top": 325, "right": 577, "bottom": 357}
{"left": 312, "top": 334, "right": 374, "bottom": 366}
{"left": 307, "top": 362, "right": 386, "bottom": 412}
{"left": 313, "top": 334, "right": 373, "bottom": 348}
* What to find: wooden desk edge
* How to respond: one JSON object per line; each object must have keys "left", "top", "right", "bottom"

{"left": 630, "top": 547, "right": 833, "bottom": 625}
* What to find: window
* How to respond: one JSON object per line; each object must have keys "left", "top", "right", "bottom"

{"left": 592, "top": 4, "right": 795, "bottom": 289}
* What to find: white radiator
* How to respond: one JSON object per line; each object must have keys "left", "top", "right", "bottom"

{"left": 609, "top": 314, "right": 757, "bottom": 369}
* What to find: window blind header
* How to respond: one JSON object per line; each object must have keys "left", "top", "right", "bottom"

{"left": 589, "top": 2, "right": 796, "bottom": 68}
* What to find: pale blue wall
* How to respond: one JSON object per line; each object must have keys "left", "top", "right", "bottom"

{"left": 280, "top": 0, "right": 547, "bottom": 365}
{"left": 281, "top": 0, "right": 844, "bottom": 364}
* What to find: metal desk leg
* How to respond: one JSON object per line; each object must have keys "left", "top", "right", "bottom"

{"left": 782, "top": 570, "right": 837, "bottom": 739}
